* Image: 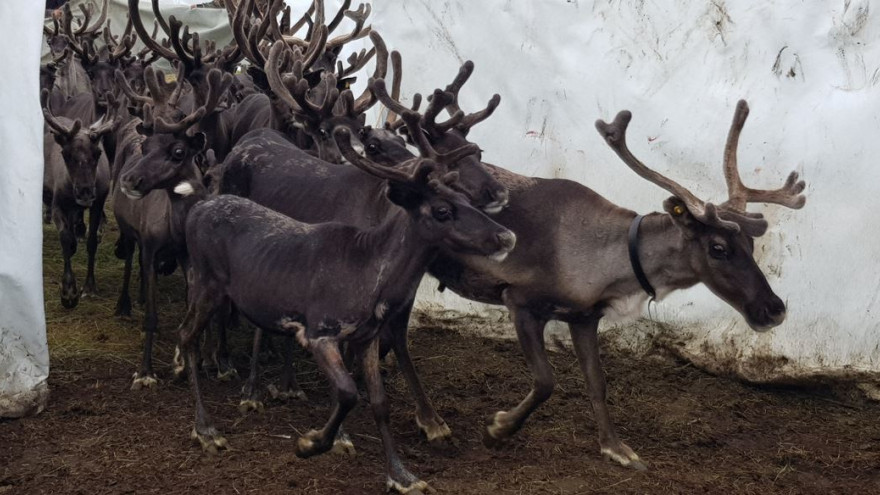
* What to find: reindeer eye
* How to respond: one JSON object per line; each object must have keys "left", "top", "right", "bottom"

{"left": 709, "top": 243, "right": 729, "bottom": 260}
{"left": 318, "top": 128, "right": 329, "bottom": 138}
{"left": 172, "top": 147, "right": 186, "bottom": 160}
{"left": 366, "top": 143, "right": 378, "bottom": 154}
{"left": 433, "top": 206, "right": 452, "bottom": 221}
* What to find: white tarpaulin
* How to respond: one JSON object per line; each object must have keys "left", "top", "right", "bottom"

{"left": 0, "top": 1, "right": 50, "bottom": 417}
{"left": 361, "top": 1, "right": 880, "bottom": 383}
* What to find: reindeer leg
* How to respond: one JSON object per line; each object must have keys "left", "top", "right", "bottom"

{"left": 132, "top": 245, "right": 159, "bottom": 390}
{"left": 484, "top": 302, "right": 552, "bottom": 446}
{"left": 239, "top": 327, "right": 265, "bottom": 414}
{"left": 56, "top": 207, "right": 80, "bottom": 309}
{"left": 359, "top": 338, "right": 429, "bottom": 494}
{"left": 114, "top": 235, "right": 134, "bottom": 317}
{"left": 570, "top": 319, "right": 646, "bottom": 470}
{"left": 136, "top": 245, "right": 146, "bottom": 305}
{"left": 213, "top": 302, "right": 238, "bottom": 381}
{"left": 295, "top": 338, "right": 357, "bottom": 459}
{"left": 181, "top": 293, "right": 227, "bottom": 454}
{"left": 82, "top": 202, "right": 103, "bottom": 296}
{"left": 274, "top": 335, "right": 306, "bottom": 401}
{"left": 389, "top": 301, "right": 451, "bottom": 442}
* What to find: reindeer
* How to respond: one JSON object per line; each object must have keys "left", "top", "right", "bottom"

{"left": 384, "top": 100, "right": 805, "bottom": 469}
{"left": 112, "top": 66, "right": 235, "bottom": 389}
{"left": 119, "top": 109, "right": 514, "bottom": 492}
{"left": 41, "top": 90, "right": 114, "bottom": 308}
{"left": 219, "top": 54, "right": 507, "bottom": 410}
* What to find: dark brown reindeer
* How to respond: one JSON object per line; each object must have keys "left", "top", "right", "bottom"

{"left": 401, "top": 100, "right": 805, "bottom": 469}
{"left": 219, "top": 61, "right": 507, "bottom": 410}
{"left": 41, "top": 90, "right": 114, "bottom": 308}
{"left": 112, "top": 66, "right": 235, "bottom": 389}
{"left": 171, "top": 120, "right": 514, "bottom": 494}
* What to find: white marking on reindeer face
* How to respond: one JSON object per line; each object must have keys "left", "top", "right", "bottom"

{"left": 173, "top": 181, "right": 195, "bottom": 196}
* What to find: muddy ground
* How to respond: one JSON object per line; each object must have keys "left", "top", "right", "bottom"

{"left": 1, "top": 223, "right": 879, "bottom": 494}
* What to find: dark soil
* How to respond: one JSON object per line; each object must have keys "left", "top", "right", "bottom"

{"left": 2, "top": 224, "right": 879, "bottom": 494}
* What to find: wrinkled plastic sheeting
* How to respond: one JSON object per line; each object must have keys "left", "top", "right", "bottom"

{"left": 1, "top": 1, "right": 50, "bottom": 417}
{"left": 366, "top": 1, "right": 880, "bottom": 382}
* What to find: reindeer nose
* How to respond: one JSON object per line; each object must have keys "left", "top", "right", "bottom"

{"left": 496, "top": 230, "right": 516, "bottom": 251}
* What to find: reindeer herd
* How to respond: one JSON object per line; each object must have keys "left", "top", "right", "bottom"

{"left": 40, "top": 0, "right": 807, "bottom": 492}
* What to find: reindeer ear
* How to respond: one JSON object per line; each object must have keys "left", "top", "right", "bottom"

{"left": 357, "top": 113, "right": 366, "bottom": 126}
{"left": 188, "top": 132, "right": 207, "bottom": 153}
{"left": 663, "top": 196, "right": 700, "bottom": 238}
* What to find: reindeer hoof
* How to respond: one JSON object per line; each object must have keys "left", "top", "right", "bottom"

{"left": 331, "top": 431, "right": 356, "bottom": 456}
{"left": 191, "top": 428, "right": 228, "bottom": 455}
{"left": 600, "top": 442, "right": 648, "bottom": 471}
{"left": 60, "top": 285, "right": 80, "bottom": 309}
{"left": 172, "top": 347, "right": 187, "bottom": 380}
{"left": 114, "top": 300, "right": 132, "bottom": 317}
{"left": 296, "top": 429, "right": 331, "bottom": 458}
{"left": 482, "top": 410, "right": 515, "bottom": 448}
{"left": 131, "top": 372, "right": 158, "bottom": 390}
{"left": 416, "top": 416, "right": 452, "bottom": 443}
{"left": 82, "top": 279, "right": 98, "bottom": 297}
{"left": 238, "top": 399, "right": 264, "bottom": 415}
{"left": 387, "top": 475, "right": 432, "bottom": 494}
{"left": 216, "top": 367, "right": 239, "bottom": 382}
{"left": 267, "top": 384, "right": 307, "bottom": 402}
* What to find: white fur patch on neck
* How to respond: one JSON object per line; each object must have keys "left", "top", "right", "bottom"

{"left": 173, "top": 181, "right": 195, "bottom": 196}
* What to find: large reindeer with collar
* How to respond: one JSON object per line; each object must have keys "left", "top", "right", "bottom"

{"left": 386, "top": 99, "right": 805, "bottom": 470}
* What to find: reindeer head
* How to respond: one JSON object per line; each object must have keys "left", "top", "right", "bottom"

{"left": 377, "top": 60, "right": 509, "bottom": 214}
{"left": 596, "top": 100, "right": 806, "bottom": 331}
{"left": 119, "top": 68, "right": 233, "bottom": 199}
{"left": 42, "top": 90, "right": 114, "bottom": 207}
{"left": 335, "top": 116, "right": 516, "bottom": 260}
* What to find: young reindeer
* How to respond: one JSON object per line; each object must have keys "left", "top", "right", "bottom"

{"left": 42, "top": 90, "right": 114, "bottom": 308}
{"left": 113, "top": 67, "right": 235, "bottom": 389}
{"left": 171, "top": 117, "right": 515, "bottom": 494}
{"left": 399, "top": 100, "right": 805, "bottom": 470}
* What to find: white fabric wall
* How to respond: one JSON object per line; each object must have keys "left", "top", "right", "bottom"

{"left": 0, "top": 0, "right": 50, "bottom": 417}
{"left": 359, "top": 1, "right": 880, "bottom": 382}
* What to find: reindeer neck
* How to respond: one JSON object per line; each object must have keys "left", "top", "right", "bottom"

{"left": 353, "top": 209, "right": 437, "bottom": 302}
{"left": 167, "top": 172, "right": 209, "bottom": 247}
{"left": 617, "top": 212, "right": 699, "bottom": 300}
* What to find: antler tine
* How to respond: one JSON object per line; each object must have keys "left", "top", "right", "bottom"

{"left": 721, "top": 100, "right": 806, "bottom": 211}
{"left": 74, "top": 2, "right": 93, "bottom": 36}
{"left": 115, "top": 69, "right": 152, "bottom": 105}
{"left": 333, "top": 127, "right": 420, "bottom": 184}
{"left": 337, "top": 48, "right": 374, "bottom": 78}
{"left": 88, "top": 114, "right": 116, "bottom": 138}
{"left": 441, "top": 60, "right": 501, "bottom": 134}
{"left": 52, "top": 47, "right": 71, "bottom": 65}
{"left": 291, "top": 71, "right": 340, "bottom": 120}
{"left": 400, "top": 109, "right": 477, "bottom": 164}
{"left": 384, "top": 50, "right": 403, "bottom": 126}
{"left": 154, "top": 69, "right": 233, "bottom": 134}
{"left": 84, "top": 0, "right": 109, "bottom": 36}
{"left": 143, "top": 65, "right": 175, "bottom": 106}
{"left": 326, "top": 3, "right": 371, "bottom": 49}
{"left": 265, "top": 41, "right": 305, "bottom": 113}
{"left": 350, "top": 31, "right": 388, "bottom": 114}
{"left": 151, "top": 0, "right": 172, "bottom": 37}
{"left": 167, "top": 62, "right": 188, "bottom": 107}
{"left": 129, "top": 0, "right": 177, "bottom": 60}
{"left": 168, "top": 16, "right": 199, "bottom": 71}
{"left": 326, "top": 0, "right": 352, "bottom": 33}
{"left": 423, "top": 89, "right": 467, "bottom": 135}
{"left": 595, "top": 110, "right": 742, "bottom": 233}
{"left": 41, "top": 89, "right": 82, "bottom": 138}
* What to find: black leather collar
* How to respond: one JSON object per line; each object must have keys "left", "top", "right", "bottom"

{"left": 628, "top": 214, "right": 656, "bottom": 300}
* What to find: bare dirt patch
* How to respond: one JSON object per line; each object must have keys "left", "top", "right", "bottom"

{"left": 3, "top": 223, "right": 879, "bottom": 494}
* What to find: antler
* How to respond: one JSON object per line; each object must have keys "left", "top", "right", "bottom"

{"left": 384, "top": 50, "right": 403, "bottom": 127}
{"left": 440, "top": 61, "right": 501, "bottom": 135}
{"left": 721, "top": 100, "right": 806, "bottom": 211}
{"left": 129, "top": 0, "right": 177, "bottom": 60}
{"left": 149, "top": 68, "right": 234, "bottom": 134}
{"left": 595, "top": 110, "right": 763, "bottom": 234}
{"left": 41, "top": 89, "right": 82, "bottom": 138}
{"left": 265, "top": 40, "right": 339, "bottom": 121}
{"left": 334, "top": 127, "right": 426, "bottom": 184}
{"left": 349, "top": 31, "right": 388, "bottom": 114}
{"left": 398, "top": 107, "right": 479, "bottom": 164}
{"left": 74, "top": 0, "right": 109, "bottom": 37}
{"left": 325, "top": 3, "right": 371, "bottom": 49}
